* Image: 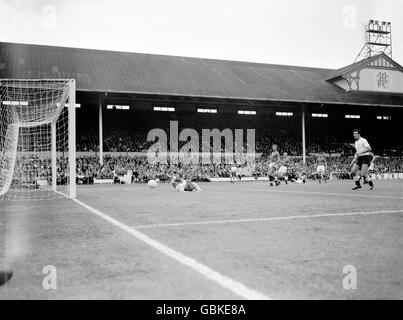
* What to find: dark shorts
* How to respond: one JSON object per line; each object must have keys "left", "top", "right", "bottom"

{"left": 356, "top": 155, "right": 372, "bottom": 169}
{"left": 184, "top": 182, "right": 197, "bottom": 192}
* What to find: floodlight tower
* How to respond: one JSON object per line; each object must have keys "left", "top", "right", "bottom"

{"left": 354, "top": 20, "right": 392, "bottom": 62}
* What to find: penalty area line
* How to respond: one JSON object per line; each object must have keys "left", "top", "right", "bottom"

{"left": 133, "top": 209, "right": 403, "bottom": 229}
{"left": 239, "top": 188, "right": 403, "bottom": 200}
{"left": 71, "top": 197, "right": 271, "bottom": 300}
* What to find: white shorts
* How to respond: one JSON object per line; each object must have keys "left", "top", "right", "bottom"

{"left": 278, "top": 166, "right": 287, "bottom": 174}
{"left": 316, "top": 165, "right": 325, "bottom": 173}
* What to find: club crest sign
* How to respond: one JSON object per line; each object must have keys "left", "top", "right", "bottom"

{"left": 376, "top": 71, "right": 391, "bottom": 90}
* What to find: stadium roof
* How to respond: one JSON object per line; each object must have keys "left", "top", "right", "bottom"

{"left": 0, "top": 41, "right": 402, "bottom": 107}
{"left": 325, "top": 53, "right": 403, "bottom": 81}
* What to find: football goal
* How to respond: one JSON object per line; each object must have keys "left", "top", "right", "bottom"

{"left": 0, "top": 79, "right": 76, "bottom": 200}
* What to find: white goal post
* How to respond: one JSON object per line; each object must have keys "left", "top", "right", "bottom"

{"left": 0, "top": 79, "right": 76, "bottom": 200}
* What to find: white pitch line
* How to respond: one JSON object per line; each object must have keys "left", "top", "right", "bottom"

{"left": 133, "top": 209, "right": 403, "bottom": 229}
{"left": 239, "top": 188, "right": 403, "bottom": 200}
{"left": 71, "top": 197, "right": 270, "bottom": 300}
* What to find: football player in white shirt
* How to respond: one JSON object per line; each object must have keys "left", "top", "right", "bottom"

{"left": 350, "top": 129, "right": 374, "bottom": 190}
{"left": 276, "top": 152, "right": 290, "bottom": 185}
{"left": 230, "top": 164, "right": 237, "bottom": 183}
{"left": 315, "top": 155, "right": 327, "bottom": 184}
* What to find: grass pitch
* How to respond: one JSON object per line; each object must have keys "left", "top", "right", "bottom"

{"left": 1, "top": 180, "right": 402, "bottom": 299}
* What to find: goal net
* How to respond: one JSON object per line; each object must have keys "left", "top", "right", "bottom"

{"left": 0, "top": 79, "right": 76, "bottom": 200}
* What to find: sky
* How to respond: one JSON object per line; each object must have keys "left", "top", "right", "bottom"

{"left": 0, "top": 0, "right": 402, "bottom": 69}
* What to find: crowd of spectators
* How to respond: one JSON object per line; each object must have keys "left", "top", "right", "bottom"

{"left": 6, "top": 152, "right": 402, "bottom": 188}
{"left": 73, "top": 154, "right": 403, "bottom": 184}
{"left": 76, "top": 128, "right": 402, "bottom": 158}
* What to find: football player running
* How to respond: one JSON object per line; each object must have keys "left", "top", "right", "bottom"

{"left": 350, "top": 129, "right": 374, "bottom": 190}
